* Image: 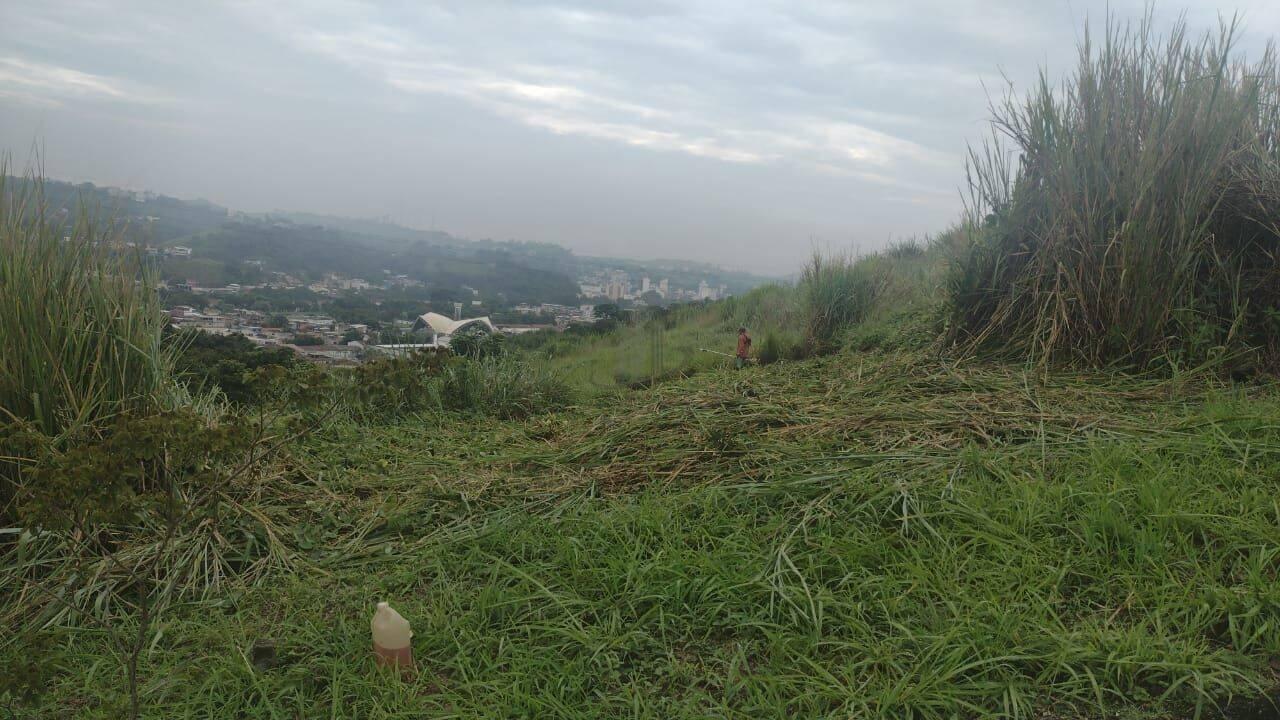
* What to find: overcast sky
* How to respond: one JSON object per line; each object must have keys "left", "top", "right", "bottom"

{"left": 1, "top": 1, "right": 1276, "bottom": 273}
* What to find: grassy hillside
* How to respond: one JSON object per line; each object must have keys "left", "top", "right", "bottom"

{"left": 9, "top": 352, "right": 1280, "bottom": 717}
{"left": 7, "top": 15, "right": 1280, "bottom": 720}
{"left": 537, "top": 304, "right": 746, "bottom": 391}
{"left": 538, "top": 235, "right": 953, "bottom": 394}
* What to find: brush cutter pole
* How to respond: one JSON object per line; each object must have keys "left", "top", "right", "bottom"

{"left": 700, "top": 347, "right": 757, "bottom": 366}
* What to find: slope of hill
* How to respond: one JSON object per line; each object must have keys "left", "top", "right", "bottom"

{"left": 7, "top": 17, "right": 1280, "bottom": 719}
{"left": 10, "top": 346, "right": 1279, "bottom": 718}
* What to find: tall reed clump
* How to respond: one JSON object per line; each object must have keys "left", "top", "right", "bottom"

{"left": 800, "top": 251, "right": 889, "bottom": 352}
{"left": 720, "top": 283, "right": 800, "bottom": 332}
{"left": 346, "top": 350, "right": 572, "bottom": 421}
{"left": 441, "top": 355, "right": 573, "bottom": 419}
{"left": 0, "top": 169, "right": 177, "bottom": 515}
{"left": 950, "top": 17, "right": 1280, "bottom": 372}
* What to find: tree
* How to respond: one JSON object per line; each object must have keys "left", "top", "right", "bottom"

{"left": 264, "top": 314, "right": 289, "bottom": 329}
{"left": 593, "top": 303, "right": 622, "bottom": 322}
{"left": 640, "top": 290, "right": 667, "bottom": 308}
{"left": 430, "top": 287, "right": 460, "bottom": 304}
{"left": 449, "top": 328, "right": 505, "bottom": 359}
{"left": 342, "top": 329, "right": 364, "bottom": 344}
{"left": 169, "top": 329, "right": 297, "bottom": 405}
{"left": 159, "top": 289, "right": 208, "bottom": 310}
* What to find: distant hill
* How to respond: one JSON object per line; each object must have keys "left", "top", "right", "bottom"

{"left": 14, "top": 177, "right": 778, "bottom": 304}
{"left": 12, "top": 177, "right": 230, "bottom": 244}
{"left": 278, "top": 211, "right": 579, "bottom": 276}
{"left": 177, "top": 220, "right": 582, "bottom": 305}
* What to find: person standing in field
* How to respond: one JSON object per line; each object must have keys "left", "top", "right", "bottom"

{"left": 735, "top": 326, "right": 752, "bottom": 369}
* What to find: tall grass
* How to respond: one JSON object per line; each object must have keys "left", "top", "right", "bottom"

{"left": 799, "top": 251, "right": 890, "bottom": 352}
{"left": 0, "top": 170, "right": 176, "bottom": 436}
{"left": 719, "top": 283, "right": 800, "bottom": 332}
{"left": 1, "top": 169, "right": 177, "bottom": 517}
{"left": 344, "top": 350, "right": 572, "bottom": 420}
{"left": 439, "top": 355, "right": 574, "bottom": 419}
{"left": 951, "top": 16, "right": 1280, "bottom": 371}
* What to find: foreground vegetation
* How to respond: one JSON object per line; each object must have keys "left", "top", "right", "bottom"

{"left": 5, "top": 14, "right": 1280, "bottom": 720}
{"left": 7, "top": 354, "right": 1280, "bottom": 717}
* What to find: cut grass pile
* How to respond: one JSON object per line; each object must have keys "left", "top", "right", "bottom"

{"left": 8, "top": 350, "right": 1279, "bottom": 718}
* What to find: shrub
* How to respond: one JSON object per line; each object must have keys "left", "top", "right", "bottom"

{"left": 799, "top": 252, "right": 889, "bottom": 353}
{"left": 345, "top": 350, "right": 571, "bottom": 420}
{"left": 169, "top": 329, "right": 297, "bottom": 405}
{"left": 11, "top": 407, "right": 279, "bottom": 719}
{"left": 950, "top": 17, "right": 1280, "bottom": 372}
{"left": 757, "top": 333, "right": 783, "bottom": 365}
{"left": 345, "top": 350, "right": 453, "bottom": 418}
{"left": 449, "top": 328, "right": 506, "bottom": 359}
{"left": 440, "top": 356, "right": 573, "bottom": 419}
{"left": 885, "top": 237, "right": 925, "bottom": 259}
{"left": 756, "top": 331, "right": 804, "bottom": 364}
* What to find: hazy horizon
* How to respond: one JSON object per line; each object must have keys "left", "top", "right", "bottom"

{"left": 2, "top": 1, "right": 1276, "bottom": 274}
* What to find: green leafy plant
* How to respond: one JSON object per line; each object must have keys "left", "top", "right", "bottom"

{"left": 11, "top": 409, "right": 276, "bottom": 719}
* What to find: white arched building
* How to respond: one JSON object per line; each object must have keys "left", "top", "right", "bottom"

{"left": 410, "top": 312, "right": 496, "bottom": 348}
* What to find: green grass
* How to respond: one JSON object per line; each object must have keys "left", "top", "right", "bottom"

{"left": 8, "top": 15, "right": 1280, "bottom": 719}
{"left": 0, "top": 167, "right": 187, "bottom": 525}
{"left": 0, "top": 170, "right": 178, "bottom": 438}
{"left": 953, "top": 16, "right": 1280, "bottom": 371}
{"left": 542, "top": 242, "right": 951, "bottom": 394}
{"left": 544, "top": 305, "right": 754, "bottom": 393}
{"left": 10, "top": 350, "right": 1280, "bottom": 718}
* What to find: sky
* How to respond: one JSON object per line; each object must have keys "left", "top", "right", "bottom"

{"left": 1, "top": 1, "right": 1277, "bottom": 274}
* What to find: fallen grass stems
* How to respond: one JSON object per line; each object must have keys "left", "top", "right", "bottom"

{"left": 7, "top": 350, "right": 1279, "bottom": 718}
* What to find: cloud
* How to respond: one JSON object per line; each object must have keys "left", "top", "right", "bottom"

{"left": 247, "top": 5, "right": 956, "bottom": 190}
{"left": 0, "top": 56, "right": 159, "bottom": 106}
{"left": 10, "top": 0, "right": 1273, "bottom": 272}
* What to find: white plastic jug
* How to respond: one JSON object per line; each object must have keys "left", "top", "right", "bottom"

{"left": 371, "top": 601, "right": 413, "bottom": 668}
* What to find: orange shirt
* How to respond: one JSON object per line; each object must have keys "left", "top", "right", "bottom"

{"left": 736, "top": 334, "right": 752, "bottom": 358}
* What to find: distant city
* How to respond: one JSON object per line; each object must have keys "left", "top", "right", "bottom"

{"left": 24, "top": 176, "right": 767, "bottom": 366}
{"left": 162, "top": 244, "right": 733, "bottom": 365}
{"left": 577, "top": 267, "right": 728, "bottom": 303}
